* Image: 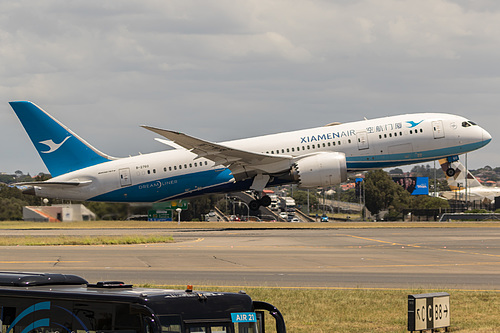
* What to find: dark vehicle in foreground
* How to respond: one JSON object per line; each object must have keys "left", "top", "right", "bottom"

{"left": 0, "top": 272, "right": 286, "bottom": 333}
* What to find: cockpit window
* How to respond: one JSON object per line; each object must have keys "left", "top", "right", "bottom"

{"left": 462, "top": 121, "right": 477, "bottom": 127}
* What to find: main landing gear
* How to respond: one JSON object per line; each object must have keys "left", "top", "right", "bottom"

{"left": 249, "top": 194, "right": 272, "bottom": 211}
{"left": 248, "top": 174, "right": 272, "bottom": 211}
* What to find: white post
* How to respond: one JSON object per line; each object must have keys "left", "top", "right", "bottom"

{"left": 176, "top": 208, "right": 182, "bottom": 225}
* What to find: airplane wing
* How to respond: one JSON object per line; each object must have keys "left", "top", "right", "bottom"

{"left": 142, "top": 126, "right": 294, "bottom": 177}
{"left": 154, "top": 138, "right": 186, "bottom": 150}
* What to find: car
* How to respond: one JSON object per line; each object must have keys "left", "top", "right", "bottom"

{"left": 290, "top": 217, "right": 299, "bottom": 222}
{"left": 320, "top": 215, "right": 329, "bottom": 222}
{"left": 279, "top": 212, "right": 288, "bottom": 219}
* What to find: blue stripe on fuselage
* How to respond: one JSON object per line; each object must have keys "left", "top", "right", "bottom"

{"left": 346, "top": 140, "right": 489, "bottom": 170}
{"left": 90, "top": 168, "right": 235, "bottom": 202}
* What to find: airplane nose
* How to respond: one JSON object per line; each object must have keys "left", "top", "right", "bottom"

{"left": 483, "top": 127, "right": 492, "bottom": 143}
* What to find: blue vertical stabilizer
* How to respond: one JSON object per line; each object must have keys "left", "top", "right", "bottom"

{"left": 9, "top": 101, "right": 113, "bottom": 177}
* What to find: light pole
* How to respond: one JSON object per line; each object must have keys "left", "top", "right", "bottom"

{"left": 176, "top": 208, "right": 182, "bottom": 225}
{"left": 239, "top": 201, "right": 250, "bottom": 221}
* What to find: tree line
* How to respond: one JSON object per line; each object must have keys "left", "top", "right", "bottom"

{"left": 0, "top": 163, "right": 488, "bottom": 221}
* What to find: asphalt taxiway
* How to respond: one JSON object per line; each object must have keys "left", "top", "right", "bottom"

{"left": 1, "top": 227, "right": 500, "bottom": 289}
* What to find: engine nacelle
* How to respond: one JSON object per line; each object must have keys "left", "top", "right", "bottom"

{"left": 292, "top": 152, "right": 347, "bottom": 188}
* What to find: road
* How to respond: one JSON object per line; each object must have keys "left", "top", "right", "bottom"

{"left": 1, "top": 227, "right": 500, "bottom": 289}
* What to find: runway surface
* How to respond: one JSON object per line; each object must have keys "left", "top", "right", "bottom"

{"left": 1, "top": 227, "right": 500, "bottom": 290}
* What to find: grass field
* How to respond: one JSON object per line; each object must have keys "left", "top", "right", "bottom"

{"left": 2, "top": 220, "right": 500, "bottom": 230}
{"left": 143, "top": 285, "right": 500, "bottom": 333}
{"left": 0, "top": 234, "right": 174, "bottom": 246}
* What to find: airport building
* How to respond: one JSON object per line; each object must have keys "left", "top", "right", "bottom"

{"left": 23, "top": 204, "right": 96, "bottom": 222}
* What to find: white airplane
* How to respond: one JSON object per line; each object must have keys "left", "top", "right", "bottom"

{"left": 9, "top": 101, "right": 491, "bottom": 210}
{"left": 439, "top": 159, "right": 500, "bottom": 203}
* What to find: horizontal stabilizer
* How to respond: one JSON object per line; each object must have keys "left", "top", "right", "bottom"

{"left": 16, "top": 180, "right": 92, "bottom": 187}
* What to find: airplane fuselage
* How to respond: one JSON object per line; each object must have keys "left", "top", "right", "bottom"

{"left": 32, "top": 113, "right": 491, "bottom": 202}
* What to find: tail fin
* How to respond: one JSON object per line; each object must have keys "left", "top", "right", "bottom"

{"left": 9, "top": 101, "right": 114, "bottom": 177}
{"left": 439, "top": 158, "right": 482, "bottom": 190}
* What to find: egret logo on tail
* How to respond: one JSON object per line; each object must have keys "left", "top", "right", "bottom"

{"left": 39, "top": 136, "right": 71, "bottom": 153}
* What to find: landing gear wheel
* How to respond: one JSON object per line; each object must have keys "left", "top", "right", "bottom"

{"left": 446, "top": 168, "right": 456, "bottom": 177}
{"left": 260, "top": 195, "right": 272, "bottom": 207}
{"left": 249, "top": 200, "right": 260, "bottom": 211}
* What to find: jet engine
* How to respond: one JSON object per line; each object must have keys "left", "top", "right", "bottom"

{"left": 292, "top": 152, "right": 347, "bottom": 188}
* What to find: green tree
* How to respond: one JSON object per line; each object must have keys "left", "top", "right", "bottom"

{"left": 84, "top": 202, "right": 131, "bottom": 220}
{"left": 338, "top": 188, "right": 358, "bottom": 203}
{"left": 292, "top": 190, "right": 318, "bottom": 209}
{"left": 0, "top": 174, "right": 16, "bottom": 184}
{"left": 0, "top": 184, "right": 47, "bottom": 220}
{"left": 410, "top": 164, "right": 445, "bottom": 178}
{"left": 364, "top": 169, "right": 411, "bottom": 219}
{"left": 388, "top": 168, "right": 404, "bottom": 175}
{"left": 410, "top": 195, "right": 450, "bottom": 210}
{"left": 185, "top": 195, "right": 222, "bottom": 221}
{"left": 0, "top": 197, "right": 26, "bottom": 220}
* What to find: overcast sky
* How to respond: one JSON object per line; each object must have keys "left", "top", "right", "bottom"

{"left": 1, "top": 0, "right": 499, "bottom": 175}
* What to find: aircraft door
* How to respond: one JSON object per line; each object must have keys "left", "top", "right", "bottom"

{"left": 119, "top": 168, "right": 132, "bottom": 187}
{"left": 356, "top": 131, "right": 369, "bottom": 150}
{"left": 432, "top": 120, "right": 445, "bottom": 139}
